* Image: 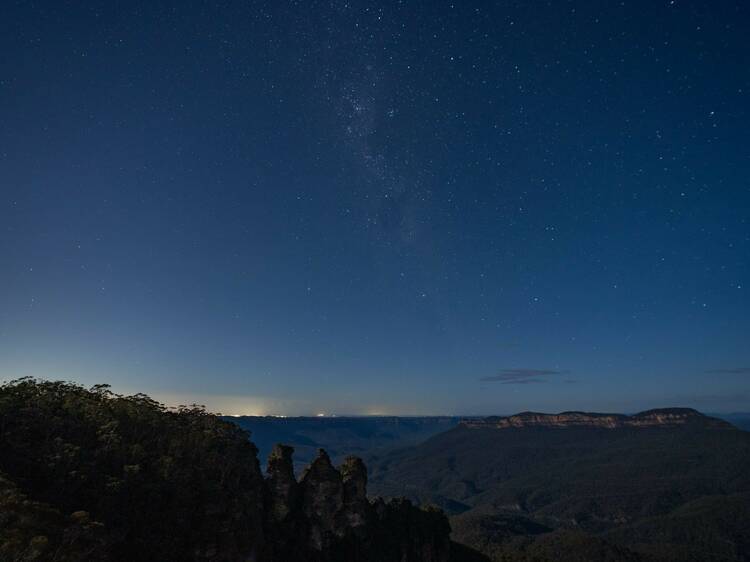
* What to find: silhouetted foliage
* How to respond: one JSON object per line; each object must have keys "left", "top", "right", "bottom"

{"left": 0, "top": 471, "right": 108, "bottom": 561}
{"left": 0, "top": 378, "right": 265, "bottom": 560}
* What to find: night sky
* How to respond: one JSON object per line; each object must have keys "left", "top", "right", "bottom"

{"left": 2, "top": 1, "right": 748, "bottom": 415}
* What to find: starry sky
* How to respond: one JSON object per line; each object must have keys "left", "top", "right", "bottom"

{"left": 1, "top": 1, "right": 748, "bottom": 415}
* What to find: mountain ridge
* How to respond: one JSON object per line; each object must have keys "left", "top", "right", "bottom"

{"left": 460, "top": 407, "right": 734, "bottom": 430}
{"left": 367, "top": 408, "right": 750, "bottom": 561}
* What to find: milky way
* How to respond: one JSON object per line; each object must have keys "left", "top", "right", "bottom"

{"left": 1, "top": 1, "right": 748, "bottom": 415}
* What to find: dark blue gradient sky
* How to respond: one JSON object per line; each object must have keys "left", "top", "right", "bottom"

{"left": 1, "top": 1, "right": 748, "bottom": 415}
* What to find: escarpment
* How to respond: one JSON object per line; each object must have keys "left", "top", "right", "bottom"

{"left": 461, "top": 408, "right": 734, "bottom": 430}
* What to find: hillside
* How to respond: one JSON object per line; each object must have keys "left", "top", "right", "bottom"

{"left": 0, "top": 378, "right": 485, "bottom": 562}
{"left": 368, "top": 409, "right": 750, "bottom": 561}
{"left": 715, "top": 413, "right": 750, "bottom": 432}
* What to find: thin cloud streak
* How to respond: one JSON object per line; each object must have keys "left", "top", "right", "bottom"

{"left": 706, "top": 367, "right": 750, "bottom": 375}
{"left": 480, "top": 369, "right": 570, "bottom": 384}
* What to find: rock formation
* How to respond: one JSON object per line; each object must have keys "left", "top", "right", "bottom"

{"left": 299, "top": 449, "right": 346, "bottom": 550}
{"left": 262, "top": 445, "right": 454, "bottom": 561}
{"left": 340, "top": 455, "right": 369, "bottom": 530}
{"left": 266, "top": 444, "right": 298, "bottom": 522}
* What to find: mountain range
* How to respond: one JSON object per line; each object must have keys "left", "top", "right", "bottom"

{"left": 227, "top": 409, "right": 750, "bottom": 560}
{"left": 2, "top": 378, "right": 748, "bottom": 561}
{"left": 226, "top": 411, "right": 750, "bottom": 470}
{"left": 366, "top": 409, "right": 750, "bottom": 561}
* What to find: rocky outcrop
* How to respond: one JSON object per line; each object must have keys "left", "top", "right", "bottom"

{"left": 340, "top": 455, "right": 369, "bottom": 530}
{"left": 462, "top": 408, "right": 734, "bottom": 430}
{"left": 299, "top": 449, "right": 345, "bottom": 550}
{"left": 261, "top": 445, "right": 455, "bottom": 561}
{"left": 628, "top": 408, "right": 731, "bottom": 427}
{"left": 266, "top": 444, "right": 298, "bottom": 522}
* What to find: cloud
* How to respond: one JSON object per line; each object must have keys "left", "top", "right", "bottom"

{"left": 480, "top": 369, "right": 570, "bottom": 385}
{"left": 706, "top": 367, "right": 750, "bottom": 375}
{"left": 501, "top": 379, "right": 550, "bottom": 385}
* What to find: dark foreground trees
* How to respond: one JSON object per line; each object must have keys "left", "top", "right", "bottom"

{"left": 0, "top": 378, "right": 479, "bottom": 562}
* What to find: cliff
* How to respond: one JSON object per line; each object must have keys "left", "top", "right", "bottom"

{"left": 460, "top": 408, "right": 734, "bottom": 430}
{"left": 0, "top": 379, "right": 471, "bottom": 562}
